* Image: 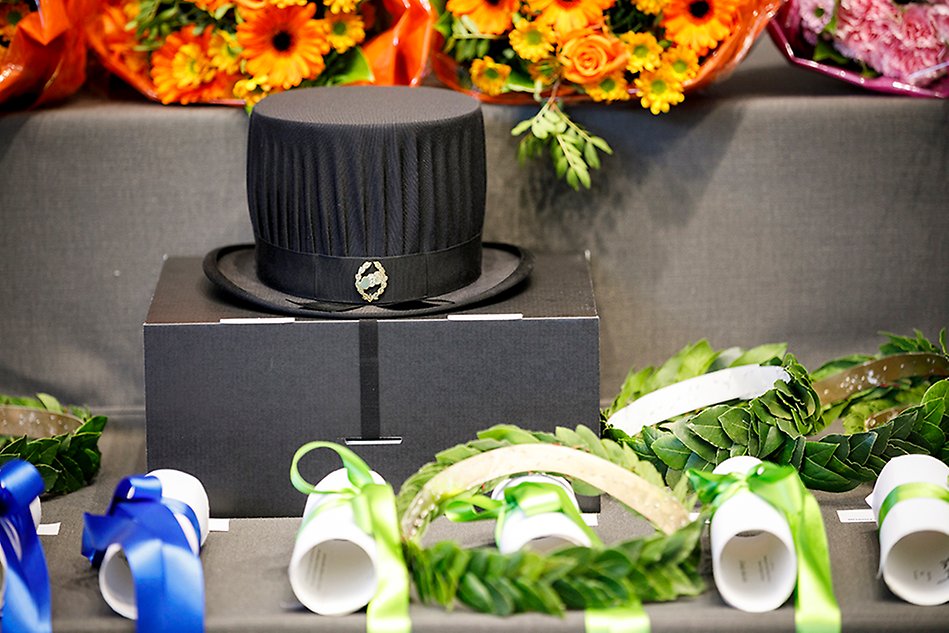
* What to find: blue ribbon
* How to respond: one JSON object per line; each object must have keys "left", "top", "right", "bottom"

{"left": 82, "top": 474, "right": 204, "bottom": 633}
{"left": 0, "top": 459, "right": 52, "bottom": 633}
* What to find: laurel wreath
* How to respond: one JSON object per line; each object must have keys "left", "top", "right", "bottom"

{"left": 602, "top": 332, "right": 949, "bottom": 492}
{"left": 0, "top": 393, "right": 107, "bottom": 495}
{"left": 397, "top": 424, "right": 705, "bottom": 616}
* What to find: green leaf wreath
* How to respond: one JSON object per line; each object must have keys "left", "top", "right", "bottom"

{"left": 602, "top": 331, "right": 949, "bottom": 492}
{"left": 0, "top": 393, "right": 107, "bottom": 495}
{"left": 397, "top": 425, "right": 704, "bottom": 616}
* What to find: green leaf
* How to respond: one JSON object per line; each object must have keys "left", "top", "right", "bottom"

{"left": 326, "top": 48, "right": 374, "bottom": 86}
{"left": 728, "top": 343, "right": 787, "bottom": 367}
{"left": 650, "top": 434, "right": 690, "bottom": 470}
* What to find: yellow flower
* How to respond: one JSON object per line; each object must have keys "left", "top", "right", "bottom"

{"left": 192, "top": 0, "right": 237, "bottom": 10}
{"left": 324, "top": 0, "right": 358, "bottom": 15}
{"left": 584, "top": 72, "right": 630, "bottom": 102}
{"left": 233, "top": 77, "right": 271, "bottom": 105}
{"left": 527, "top": 60, "right": 558, "bottom": 87}
{"left": 509, "top": 19, "right": 556, "bottom": 62}
{"left": 446, "top": 0, "right": 518, "bottom": 35}
{"left": 662, "top": 0, "right": 738, "bottom": 56}
{"left": 662, "top": 45, "right": 700, "bottom": 81}
{"left": 634, "top": 0, "right": 668, "bottom": 14}
{"left": 237, "top": 4, "right": 330, "bottom": 90}
{"left": 526, "top": 0, "right": 615, "bottom": 35}
{"left": 634, "top": 68, "right": 684, "bottom": 114}
{"left": 209, "top": 29, "right": 241, "bottom": 74}
{"left": 620, "top": 31, "right": 662, "bottom": 74}
{"left": 469, "top": 56, "right": 511, "bottom": 96}
{"left": 325, "top": 12, "right": 365, "bottom": 53}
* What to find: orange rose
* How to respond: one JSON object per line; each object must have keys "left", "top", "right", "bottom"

{"left": 557, "top": 29, "right": 629, "bottom": 85}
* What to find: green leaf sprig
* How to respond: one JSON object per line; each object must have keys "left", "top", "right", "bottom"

{"left": 0, "top": 393, "right": 107, "bottom": 496}
{"left": 398, "top": 424, "right": 704, "bottom": 615}
{"left": 511, "top": 99, "right": 612, "bottom": 191}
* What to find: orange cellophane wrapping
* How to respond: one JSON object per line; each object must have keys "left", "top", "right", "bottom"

{"left": 0, "top": 0, "right": 97, "bottom": 108}
{"left": 85, "top": 0, "right": 436, "bottom": 106}
{"left": 432, "top": 0, "right": 783, "bottom": 104}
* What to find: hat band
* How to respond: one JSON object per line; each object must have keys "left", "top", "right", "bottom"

{"left": 256, "top": 235, "right": 483, "bottom": 305}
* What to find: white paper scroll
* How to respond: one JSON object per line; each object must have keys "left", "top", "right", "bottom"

{"left": 288, "top": 468, "right": 385, "bottom": 616}
{"left": 868, "top": 454, "right": 949, "bottom": 606}
{"left": 710, "top": 456, "right": 797, "bottom": 613}
{"left": 99, "top": 469, "right": 210, "bottom": 619}
{"left": 490, "top": 474, "right": 592, "bottom": 554}
{"left": 608, "top": 365, "right": 791, "bottom": 436}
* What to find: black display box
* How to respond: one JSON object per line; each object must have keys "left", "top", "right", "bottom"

{"left": 144, "top": 253, "right": 600, "bottom": 517}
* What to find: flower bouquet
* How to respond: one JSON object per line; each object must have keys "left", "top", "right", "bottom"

{"left": 86, "top": 0, "right": 435, "bottom": 106}
{"left": 769, "top": 0, "right": 949, "bottom": 97}
{"left": 432, "top": 0, "right": 782, "bottom": 189}
{"left": 0, "top": 0, "right": 95, "bottom": 108}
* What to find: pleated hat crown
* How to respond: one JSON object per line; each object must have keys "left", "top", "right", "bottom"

{"left": 246, "top": 86, "right": 487, "bottom": 307}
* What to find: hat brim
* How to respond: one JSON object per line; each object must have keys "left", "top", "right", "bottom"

{"left": 203, "top": 242, "right": 534, "bottom": 319}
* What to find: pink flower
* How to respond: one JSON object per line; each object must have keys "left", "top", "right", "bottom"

{"left": 795, "top": 0, "right": 836, "bottom": 44}
{"left": 881, "top": 3, "right": 947, "bottom": 85}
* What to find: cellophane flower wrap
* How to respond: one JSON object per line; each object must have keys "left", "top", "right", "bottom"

{"left": 432, "top": 0, "right": 781, "bottom": 188}
{"left": 0, "top": 0, "right": 96, "bottom": 108}
{"left": 768, "top": 0, "right": 949, "bottom": 97}
{"left": 86, "top": 0, "right": 435, "bottom": 106}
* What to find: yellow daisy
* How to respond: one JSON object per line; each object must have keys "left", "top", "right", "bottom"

{"left": 526, "top": 0, "right": 614, "bottom": 35}
{"left": 0, "top": 3, "right": 29, "bottom": 42}
{"left": 324, "top": 0, "right": 358, "bottom": 15}
{"left": 233, "top": 76, "right": 271, "bottom": 105}
{"left": 324, "top": 13, "right": 365, "bottom": 53}
{"left": 634, "top": 0, "right": 668, "bottom": 14}
{"left": 469, "top": 56, "right": 511, "bottom": 95}
{"left": 209, "top": 30, "right": 242, "bottom": 74}
{"left": 584, "top": 72, "right": 630, "bottom": 102}
{"left": 634, "top": 68, "right": 684, "bottom": 114}
{"left": 662, "top": 45, "right": 700, "bottom": 81}
{"left": 509, "top": 19, "right": 556, "bottom": 63}
{"left": 620, "top": 31, "right": 663, "bottom": 74}
{"left": 151, "top": 26, "right": 218, "bottom": 104}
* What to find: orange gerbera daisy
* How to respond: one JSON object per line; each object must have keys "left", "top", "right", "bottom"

{"left": 96, "top": 3, "right": 150, "bottom": 77}
{"left": 237, "top": 4, "right": 330, "bottom": 90}
{"left": 151, "top": 26, "right": 221, "bottom": 104}
{"left": 525, "top": 0, "right": 614, "bottom": 35}
{"left": 191, "top": 0, "right": 235, "bottom": 11}
{"left": 661, "top": 0, "right": 738, "bottom": 56}
{"left": 446, "top": 0, "right": 518, "bottom": 35}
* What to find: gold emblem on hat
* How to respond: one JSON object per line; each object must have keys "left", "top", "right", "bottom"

{"left": 355, "top": 261, "right": 388, "bottom": 303}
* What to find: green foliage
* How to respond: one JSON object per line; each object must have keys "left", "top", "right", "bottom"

{"left": 814, "top": 329, "right": 948, "bottom": 433}
{"left": 127, "top": 0, "right": 237, "bottom": 52}
{"left": 443, "top": 15, "right": 497, "bottom": 62}
{"left": 406, "top": 511, "right": 705, "bottom": 615}
{"left": 603, "top": 332, "right": 949, "bottom": 492}
{"left": 397, "top": 424, "right": 683, "bottom": 519}
{"left": 0, "top": 394, "right": 107, "bottom": 496}
{"left": 512, "top": 100, "right": 612, "bottom": 191}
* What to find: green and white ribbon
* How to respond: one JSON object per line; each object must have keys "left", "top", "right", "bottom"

{"left": 290, "top": 442, "right": 411, "bottom": 633}
{"left": 689, "top": 462, "right": 841, "bottom": 633}
{"left": 443, "top": 479, "right": 602, "bottom": 550}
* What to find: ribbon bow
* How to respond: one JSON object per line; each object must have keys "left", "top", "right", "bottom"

{"left": 688, "top": 462, "right": 841, "bottom": 633}
{"left": 290, "top": 441, "right": 410, "bottom": 633}
{"left": 82, "top": 474, "right": 204, "bottom": 633}
{"left": 443, "top": 479, "right": 602, "bottom": 550}
{"left": 0, "top": 459, "right": 52, "bottom": 633}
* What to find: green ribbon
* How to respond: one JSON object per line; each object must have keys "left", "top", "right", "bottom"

{"left": 878, "top": 482, "right": 949, "bottom": 527}
{"left": 443, "top": 479, "right": 602, "bottom": 549}
{"left": 290, "top": 442, "right": 411, "bottom": 633}
{"left": 689, "top": 463, "right": 841, "bottom": 633}
{"left": 585, "top": 603, "right": 650, "bottom": 633}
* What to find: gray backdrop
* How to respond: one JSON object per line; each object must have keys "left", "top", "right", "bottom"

{"left": 1, "top": 40, "right": 947, "bottom": 409}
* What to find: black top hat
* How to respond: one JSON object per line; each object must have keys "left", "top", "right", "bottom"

{"left": 204, "top": 86, "right": 532, "bottom": 318}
